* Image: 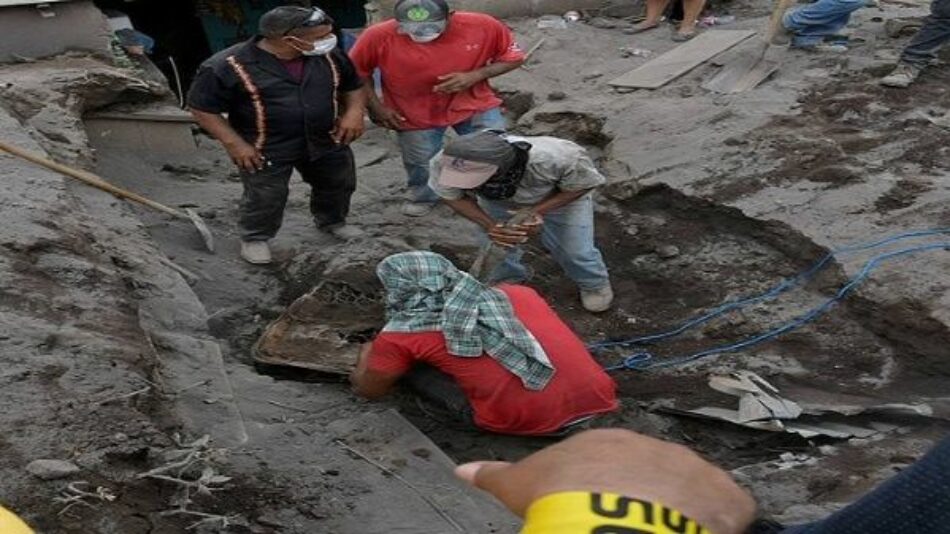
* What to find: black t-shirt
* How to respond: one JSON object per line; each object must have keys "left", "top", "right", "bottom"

{"left": 187, "top": 37, "right": 362, "bottom": 161}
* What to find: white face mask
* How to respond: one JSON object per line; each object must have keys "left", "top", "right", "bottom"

{"left": 409, "top": 31, "right": 442, "bottom": 43}
{"left": 293, "top": 34, "right": 338, "bottom": 56}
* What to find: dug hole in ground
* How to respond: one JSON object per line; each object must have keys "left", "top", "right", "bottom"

{"left": 1, "top": 1, "right": 950, "bottom": 532}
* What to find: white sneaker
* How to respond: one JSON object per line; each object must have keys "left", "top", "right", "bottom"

{"left": 580, "top": 284, "right": 614, "bottom": 313}
{"left": 240, "top": 241, "right": 272, "bottom": 265}
{"left": 401, "top": 201, "right": 436, "bottom": 217}
{"left": 880, "top": 63, "right": 921, "bottom": 88}
{"left": 327, "top": 224, "right": 365, "bottom": 240}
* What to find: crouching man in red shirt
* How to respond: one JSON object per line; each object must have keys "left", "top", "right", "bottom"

{"left": 350, "top": 251, "right": 618, "bottom": 436}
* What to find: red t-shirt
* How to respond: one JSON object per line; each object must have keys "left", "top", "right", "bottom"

{"left": 348, "top": 12, "right": 525, "bottom": 130}
{"left": 367, "top": 285, "right": 619, "bottom": 435}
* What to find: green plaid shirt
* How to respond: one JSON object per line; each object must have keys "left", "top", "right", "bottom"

{"left": 377, "top": 251, "right": 555, "bottom": 391}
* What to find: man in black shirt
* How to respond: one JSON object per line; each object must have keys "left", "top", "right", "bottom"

{"left": 188, "top": 6, "right": 367, "bottom": 265}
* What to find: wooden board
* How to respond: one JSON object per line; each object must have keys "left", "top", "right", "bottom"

{"left": 702, "top": 54, "right": 780, "bottom": 93}
{"left": 609, "top": 30, "right": 756, "bottom": 89}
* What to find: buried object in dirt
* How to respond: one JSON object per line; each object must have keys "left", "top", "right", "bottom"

{"left": 254, "top": 280, "right": 383, "bottom": 375}
{"left": 0, "top": 140, "right": 215, "bottom": 253}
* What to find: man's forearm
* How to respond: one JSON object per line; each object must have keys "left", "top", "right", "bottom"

{"left": 341, "top": 88, "right": 367, "bottom": 118}
{"left": 444, "top": 197, "right": 497, "bottom": 229}
{"left": 190, "top": 109, "right": 246, "bottom": 148}
{"left": 362, "top": 82, "right": 384, "bottom": 112}
{"left": 473, "top": 60, "right": 523, "bottom": 82}
{"left": 532, "top": 189, "right": 592, "bottom": 215}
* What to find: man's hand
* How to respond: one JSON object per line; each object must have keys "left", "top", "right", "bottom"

{"left": 487, "top": 223, "right": 529, "bottom": 247}
{"left": 510, "top": 212, "right": 543, "bottom": 236}
{"left": 369, "top": 104, "right": 406, "bottom": 130}
{"left": 224, "top": 139, "right": 264, "bottom": 173}
{"left": 433, "top": 71, "right": 483, "bottom": 93}
{"left": 455, "top": 429, "right": 756, "bottom": 534}
{"left": 332, "top": 111, "right": 365, "bottom": 145}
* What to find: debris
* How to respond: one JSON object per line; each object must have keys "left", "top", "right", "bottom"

{"left": 620, "top": 47, "right": 653, "bottom": 58}
{"left": 54, "top": 481, "right": 116, "bottom": 516}
{"left": 699, "top": 15, "right": 737, "bottom": 27}
{"left": 564, "top": 11, "right": 582, "bottom": 23}
{"left": 655, "top": 245, "right": 681, "bottom": 259}
{"left": 658, "top": 372, "right": 921, "bottom": 439}
{"left": 547, "top": 91, "right": 567, "bottom": 101}
{"left": 537, "top": 15, "right": 567, "bottom": 30}
{"left": 27, "top": 459, "right": 80, "bottom": 480}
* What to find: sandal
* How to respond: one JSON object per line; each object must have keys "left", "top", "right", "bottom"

{"left": 624, "top": 21, "right": 660, "bottom": 34}
{"left": 671, "top": 30, "right": 697, "bottom": 42}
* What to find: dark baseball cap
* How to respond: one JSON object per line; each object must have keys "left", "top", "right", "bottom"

{"left": 259, "top": 6, "right": 332, "bottom": 37}
{"left": 439, "top": 131, "right": 516, "bottom": 188}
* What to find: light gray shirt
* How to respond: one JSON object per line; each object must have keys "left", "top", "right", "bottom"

{"left": 428, "top": 136, "right": 607, "bottom": 205}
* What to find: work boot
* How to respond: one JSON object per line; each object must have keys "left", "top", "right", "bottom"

{"left": 326, "top": 224, "right": 365, "bottom": 240}
{"left": 401, "top": 201, "right": 436, "bottom": 217}
{"left": 580, "top": 284, "right": 614, "bottom": 313}
{"left": 880, "top": 63, "right": 922, "bottom": 88}
{"left": 241, "top": 241, "right": 272, "bottom": 265}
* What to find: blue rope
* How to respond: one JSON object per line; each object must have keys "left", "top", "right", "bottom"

{"left": 597, "top": 228, "right": 950, "bottom": 372}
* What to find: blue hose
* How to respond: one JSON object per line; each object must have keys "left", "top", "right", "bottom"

{"left": 596, "top": 228, "right": 950, "bottom": 371}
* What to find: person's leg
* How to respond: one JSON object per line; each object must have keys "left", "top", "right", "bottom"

{"left": 403, "top": 365, "right": 476, "bottom": 427}
{"left": 783, "top": 0, "right": 866, "bottom": 48}
{"left": 477, "top": 198, "right": 531, "bottom": 284}
{"left": 678, "top": 0, "right": 708, "bottom": 35}
{"left": 538, "top": 195, "right": 610, "bottom": 292}
{"left": 453, "top": 107, "right": 507, "bottom": 135}
{"left": 297, "top": 146, "right": 357, "bottom": 230}
{"left": 781, "top": 436, "right": 950, "bottom": 533}
{"left": 901, "top": 0, "right": 950, "bottom": 67}
{"left": 396, "top": 127, "right": 447, "bottom": 204}
{"left": 632, "top": 0, "right": 673, "bottom": 30}
{"left": 239, "top": 161, "right": 294, "bottom": 241}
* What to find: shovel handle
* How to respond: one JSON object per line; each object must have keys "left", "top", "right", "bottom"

{"left": 0, "top": 140, "right": 187, "bottom": 220}
{"left": 766, "top": 0, "right": 796, "bottom": 42}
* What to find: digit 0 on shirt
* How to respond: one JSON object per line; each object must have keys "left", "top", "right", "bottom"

{"left": 523, "top": 492, "right": 712, "bottom": 534}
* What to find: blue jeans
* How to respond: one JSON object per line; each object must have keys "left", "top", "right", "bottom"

{"left": 397, "top": 107, "right": 506, "bottom": 203}
{"left": 783, "top": 0, "right": 866, "bottom": 47}
{"left": 478, "top": 194, "right": 610, "bottom": 292}
{"left": 902, "top": 0, "right": 950, "bottom": 66}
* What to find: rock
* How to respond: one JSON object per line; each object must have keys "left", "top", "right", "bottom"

{"left": 547, "top": 91, "right": 567, "bottom": 101}
{"left": 26, "top": 459, "right": 80, "bottom": 480}
{"left": 655, "top": 245, "right": 681, "bottom": 259}
{"left": 614, "top": 86, "right": 637, "bottom": 94}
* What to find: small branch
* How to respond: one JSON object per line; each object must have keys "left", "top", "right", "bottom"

{"left": 334, "top": 439, "right": 463, "bottom": 533}
{"left": 137, "top": 450, "right": 198, "bottom": 479}
{"left": 93, "top": 385, "right": 151, "bottom": 406}
{"left": 174, "top": 379, "right": 212, "bottom": 395}
{"left": 267, "top": 400, "right": 313, "bottom": 413}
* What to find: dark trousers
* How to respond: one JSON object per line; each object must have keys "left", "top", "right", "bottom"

{"left": 239, "top": 146, "right": 356, "bottom": 241}
{"left": 777, "top": 435, "right": 950, "bottom": 533}
{"left": 902, "top": 0, "right": 950, "bottom": 66}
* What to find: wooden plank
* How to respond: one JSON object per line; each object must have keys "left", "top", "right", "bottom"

{"left": 609, "top": 30, "right": 756, "bottom": 89}
{"left": 702, "top": 56, "right": 780, "bottom": 93}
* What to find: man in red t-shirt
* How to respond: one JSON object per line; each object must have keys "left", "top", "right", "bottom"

{"left": 349, "top": 251, "right": 618, "bottom": 436}
{"left": 348, "top": 0, "right": 525, "bottom": 217}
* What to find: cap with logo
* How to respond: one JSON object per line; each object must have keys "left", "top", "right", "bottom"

{"left": 438, "top": 130, "right": 517, "bottom": 189}
{"left": 394, "top": 0, "right": 449, "bottom": 38}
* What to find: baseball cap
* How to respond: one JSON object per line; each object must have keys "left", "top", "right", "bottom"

{"left": 395, "top": 0, "right": 449, "bottom": 22}
{"left": 259, "top": 6, "right": 332, "bottom": 37}
{"left": 438, "top": 130, "right": 516, "bottom": 189}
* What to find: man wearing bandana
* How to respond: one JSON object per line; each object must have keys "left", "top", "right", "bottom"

{"left": 429, "top": 131, "right": 614, "bottom": 313}
{"left": 348, "top": 0, "right": 526, "bottom": 217}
